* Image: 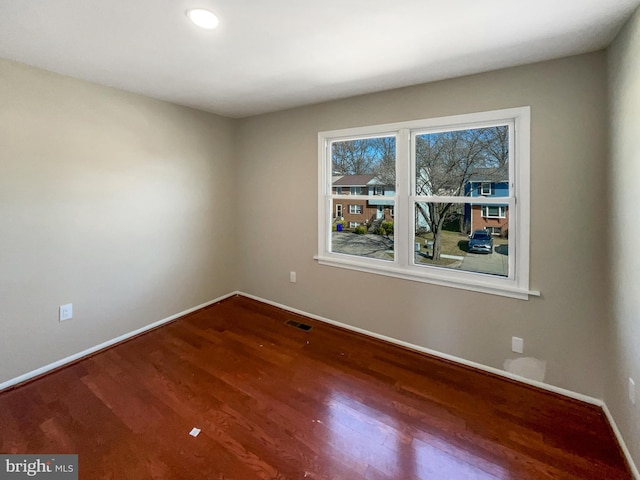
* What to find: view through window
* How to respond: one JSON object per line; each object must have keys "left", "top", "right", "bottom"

{"left": 317, "top": 107, "right": 532, "bottom": 299}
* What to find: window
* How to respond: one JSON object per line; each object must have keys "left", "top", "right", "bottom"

{"left": 317, "top": 107, "right": 535, "bottom": 299}
{"left": 481, "top": 205, "right": 506, "bottom": 218}
{"left": 336, "top": 187, "right": 343, "bottom": 194}
{"left": 486, "top": 226, "right": 502, "bottom": 236}
{"left": 349, "top": 222, "right": 361, "bottom": 228}
{"left": 349, "top": 204, "right": 363, "bottom": 214}
{"left": 350, "top": 186, "right": 364, "bottom": 195}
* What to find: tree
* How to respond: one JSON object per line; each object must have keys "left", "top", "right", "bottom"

{"left": 370, "top": 137, "right": 396, "bottom": 185}
{"left": 332, "top": 137, "right": 396, "bottom": 179}
{"left": 332, "top": 139, "right": 377, "bottom": 175}
{"left": 415, "top": 126, "right": 508, "bottom": 261}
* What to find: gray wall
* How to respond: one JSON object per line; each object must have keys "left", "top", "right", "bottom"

{"left": 2, "top": 42, "right": 635, "bottom": 467}
{"left": 0, "top": 59, "right": 239, "bottom": 384}
{"left": 608, "top": 6, "right": 640, "bottom": 469}
{"left": 236, "top": 52, "right": 610, "bottom": 398}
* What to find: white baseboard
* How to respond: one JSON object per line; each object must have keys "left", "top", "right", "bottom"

{"left": 602, "top": 403, "right": 640, "bottom": 479}
{"left": 0, "top": 291, "right": 237, "bottom": 392}
{"left": 238, "top": 291, "right": 639, "bottom": 479}
{"left": 238, "top": 291, "right": 601, "bottom": 404}
{"left": 1, "top": 289, "right": 637, "bottom": 478}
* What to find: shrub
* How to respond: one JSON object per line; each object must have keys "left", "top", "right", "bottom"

{"left": 354, "top": 225, "right": 367, "bottom": 235}
{"left": 332, "top": 220, "right": 346, "bottom": 232}
{"left": 381, "top": 221, "right": 394, "bottom": 234}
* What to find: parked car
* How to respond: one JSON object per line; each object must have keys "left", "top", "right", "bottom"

{"left": 469, "top": 230, "right": 494, "bottom": 254}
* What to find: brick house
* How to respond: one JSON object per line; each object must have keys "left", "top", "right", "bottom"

{"left": 332, "top": 174, "right": 394, "bottom": 229}
{"left": 465, "top": 176, "right": 509, "bottom": 237}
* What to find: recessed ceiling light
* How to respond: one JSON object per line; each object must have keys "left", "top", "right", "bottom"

{"left": 187, "top": 9, "right": 219, "bottom": 30}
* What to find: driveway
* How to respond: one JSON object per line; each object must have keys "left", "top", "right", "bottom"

{"left": 332, "top": 232, "right": 508, "bottom": 276}
{"left": 461, "top": 245, "right": 508, "bottom": 276}
{"left": 331, "top": 232, "right": 394, "bottom": 260}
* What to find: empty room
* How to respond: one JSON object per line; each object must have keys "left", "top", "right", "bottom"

{"left": 1, "top": 1, "right": 640, "bottom": 478}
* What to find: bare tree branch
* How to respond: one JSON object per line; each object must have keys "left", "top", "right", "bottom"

{"left": 415, "top": 126, "right": 509, "bottom": 260}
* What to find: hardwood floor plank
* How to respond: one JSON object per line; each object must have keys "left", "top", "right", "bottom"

{"left": 0, "top": 295, "right": 632, "bottom": 479}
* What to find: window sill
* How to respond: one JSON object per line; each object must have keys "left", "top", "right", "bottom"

{"left": 314, "top": 254, "right": 540, "bottom": 300}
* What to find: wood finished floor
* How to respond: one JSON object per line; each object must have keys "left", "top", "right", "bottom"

{"left": 0, "top": 295, "right": 632, "bottom": 479}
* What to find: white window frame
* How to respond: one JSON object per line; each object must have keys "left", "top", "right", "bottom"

{"left": 480, "top": 182, "right": 493, "bottom": 195}
{"left": 316, "top": 107, "right": 538, "bottom": 300}
{"left": 349, "top": 204, "right": 363, "bottom": 214}
{"left": 481, "top": 205, "right": 507, "bottom": 218}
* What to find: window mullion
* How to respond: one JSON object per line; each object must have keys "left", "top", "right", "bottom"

{"left": 317, "top": 106, "right": 534, "bottom": 299}
{"left": 396, "top": 129, "right": 410, "bottom": 268}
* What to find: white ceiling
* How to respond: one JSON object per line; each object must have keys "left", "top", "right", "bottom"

{"left": 1, "top": 0, "right": 639, "bottom": 118}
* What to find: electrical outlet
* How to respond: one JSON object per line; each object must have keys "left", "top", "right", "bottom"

{"left": 511, "top": 336, "right": 524, "bottom": 354}
{"left": 290, "top": 271, "right": 296, "bottom": 283}
{"left": 59, "top": 303, "right": 73, "bottom": 322}
{"left": 629, "top": 378, "right": 636, "bottom": 405}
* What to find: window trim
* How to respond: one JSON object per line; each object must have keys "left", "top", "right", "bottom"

{"left": 349, "top": 204, "right": 363, "bottom": 214}
{"left": 316, "top": 107, "right": 538, "bottom": 300}
{"left": 481, "top": 205, "right": 507, "bottom": 218}
{"left": 480, "top": 182, "right": 493, "bottom": 195}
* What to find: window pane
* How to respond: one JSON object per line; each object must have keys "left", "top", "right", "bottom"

{"left": 414, "top": 202, "right": 508, "bottom": 277}
{"left": 481, "top": 205, "right": 507, "bottom": 219}
{"left": 348, "top": 204, "right": 364, "bottom": 214}
{"left": 415, "top": 126, "right": 509, "bottom": 197}
{"left": 332, "top": 136, "right": 396, "bottom": 195}
{"left": 331, "top": 199, "right": 395, "bottom": 261}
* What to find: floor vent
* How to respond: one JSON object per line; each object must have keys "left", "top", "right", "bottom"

{"left": 285, "top": 320, "right": 312, "bottom": 331}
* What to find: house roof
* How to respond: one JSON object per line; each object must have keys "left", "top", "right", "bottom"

{"left": 333, "top": 174, "right": 377, "bottom": 186}
{"left": 469, "top": 167, "right": 509, "bottom": 183}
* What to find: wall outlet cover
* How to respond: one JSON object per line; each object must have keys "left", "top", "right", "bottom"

{"left": 59, "top": 303, "right": 73, "bottom": 321}
{"left": 511, "top": 336, "right": 524, "bottom": 354}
